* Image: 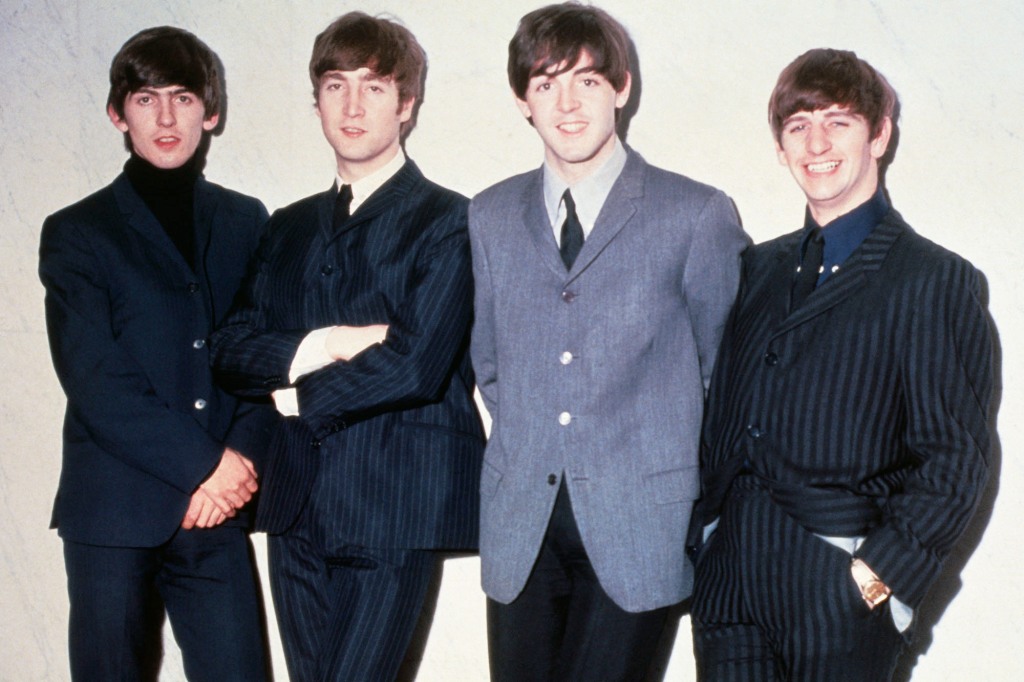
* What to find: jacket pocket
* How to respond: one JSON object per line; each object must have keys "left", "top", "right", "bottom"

{"left": 644, "top": 466, "right": 700, "bottom": 504}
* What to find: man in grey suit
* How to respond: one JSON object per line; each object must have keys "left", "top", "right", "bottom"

{"left": 469, "top": 3, "right": 748, "bottom": 679}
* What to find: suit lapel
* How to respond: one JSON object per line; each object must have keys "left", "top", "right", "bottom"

{"left": 771, "top": 211, "right": 906, "bottom": 337}
{"left": 519, "top": 170, "right": 568, "bottom": 277}
{"left": 324, "top": 159, "right": 422, "bottom": 244}
{"left": 566, "top": 151, "right": 642, "bottom": 280}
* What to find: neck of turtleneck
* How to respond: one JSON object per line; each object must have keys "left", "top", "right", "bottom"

{"left": 124, "top": 153, "right": 202, "bottom": 271}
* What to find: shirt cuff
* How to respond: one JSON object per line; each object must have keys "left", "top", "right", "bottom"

{"left": 272, "top": 388, "right": 299, "bottom": 417}
{"left": 289, "top": 327, "right": 335, "bottom": 382}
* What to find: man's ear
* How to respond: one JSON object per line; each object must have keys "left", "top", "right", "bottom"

{"left": 614, "top": 71, "right": 632, "bottom": 109}
{"left": 107, "top": 104, "right": 129, "bottom": 133}
{"left": 775, "top": 138, "right": 788, "bottom": 166}
{"left": 870, "top": 116, "right": 893, "bottom": 160}
{"left": 398, "top": 97, "right": 415, "bottom": 123}
{"left": 202, "top": 113, "right": 220, "bottom": 132}
{"left": 514, "top": 94, "right": 532, "bottom": 121}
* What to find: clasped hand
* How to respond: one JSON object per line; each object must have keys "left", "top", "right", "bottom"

{"left": 181, "top": 447, "right": 258, "bottom": 529}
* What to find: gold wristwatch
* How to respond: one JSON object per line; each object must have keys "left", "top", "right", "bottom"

{"left": 850, "top": 558, "right": 891, "bottom": 608}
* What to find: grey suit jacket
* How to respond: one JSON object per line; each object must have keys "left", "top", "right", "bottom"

{"left": 469, "top": 150, "right": 748, "bottom": 612}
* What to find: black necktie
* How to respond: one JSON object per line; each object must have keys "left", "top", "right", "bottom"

{"left": 333, "top": 184, "right": 353, "bottom": 230}
{"left": 559, "top": 189, "right": 584, "bottom": 270}
{"left": 791, "top": 227, "right": 824, "bottom": 309}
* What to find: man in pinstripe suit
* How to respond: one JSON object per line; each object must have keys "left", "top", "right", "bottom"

{"left": 210, "top": 12, "right": 484, "bottom": 681}
{"left": 689, "top": 49, "right": 993, "bottom": 681}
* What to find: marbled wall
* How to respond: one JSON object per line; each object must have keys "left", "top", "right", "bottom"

{"left": 2, "top": 1, "right": 1021, "bottom": 679}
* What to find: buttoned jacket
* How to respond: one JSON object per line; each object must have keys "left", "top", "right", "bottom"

{"left": 211, "top": 160, "right": 484, "bottom": 549}
{"left": 695, "top": 209, "right": 992, "bottom": 609}
{"left": 469, "top": 150, "right": 747, "bottom": 611}
{"left": 39, "top": 174, "right": 271, "bottom": 547}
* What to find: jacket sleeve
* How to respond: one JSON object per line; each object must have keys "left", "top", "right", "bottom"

{"left": 39, "top": 215, "right": 221, "bottom": 494}
{"left": 681, "top": 190, "right": 749, "bottom": 392}
{"left": 855, "top": 258, "right": 993, "bottom": 607}
{"left": 208, "top": 223, "right": 310, "bottom": 397}
{"left": 468, "top": 200, "right": 498, "bottom": 419}
{"left": 293, "top": 202, "right": 474, "bottom": 437}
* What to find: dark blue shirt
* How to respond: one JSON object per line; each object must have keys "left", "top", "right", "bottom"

{"left": 800, "top": 189, "right": 889, "bottom": 284}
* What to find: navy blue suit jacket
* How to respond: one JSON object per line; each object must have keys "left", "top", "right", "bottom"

{"left": 211, "top": 160, "right": 484, "bottom": 549}
{"left": 40, "top": 174, "right": 273, "bottom": 547}
{"left": 694, "top": 209, "right": 992, "bottom": 609}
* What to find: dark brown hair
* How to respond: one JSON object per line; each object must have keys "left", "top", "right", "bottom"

{"left": 107, "top": 26, "right": 223, "bottom": 122}
{"left": 508, "top": 2, "right": 630, "bottom": 100}
{"left": 769, "top": 48, "right": 898, "bottom": 145}
{"left": 309, "top": 12, "right": 426, "bottom": 139}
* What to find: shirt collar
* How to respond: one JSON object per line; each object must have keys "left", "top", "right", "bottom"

{"left": 542, "top": 138, "right": 627, "bottom": 239}
{"left": 801, "top": 188, "right": 889, "bottom": 281}
{"left": 336, "top": 148, "right": 406, "bottom": 214}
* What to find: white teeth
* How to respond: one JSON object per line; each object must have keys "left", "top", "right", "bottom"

{"left": 558, "top": 122, "right": 586, "bottom": 133}
{"left": 807, "top": 161, "right": 839, "bottom": 173}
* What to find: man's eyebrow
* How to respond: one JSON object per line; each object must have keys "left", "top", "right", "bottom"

{"left": 132, "top": 86, "right": 194, "bottom": 96}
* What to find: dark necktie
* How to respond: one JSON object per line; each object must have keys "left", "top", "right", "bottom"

{"left": 791, "top": 227, "right": 824, "bottom": 309}
{"left": 559, "top": 189, "right": 584, "bottom": 270}
{"left": 333, "top": 184, "right": 353, "bottom": 230}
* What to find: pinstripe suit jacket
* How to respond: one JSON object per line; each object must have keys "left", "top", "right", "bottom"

{"left": 470, "top": 151, "right": 748, "bottom": 612}
{"left": 694, "top": 208, "right": 992, "bottom": 609}
{"left": 211, "top": 160, "right": 484, "bottom": 549}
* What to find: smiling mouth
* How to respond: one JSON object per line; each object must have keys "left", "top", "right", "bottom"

{"left": 557, "top": 121, "right": 587, "bottom": 134}
{"left": 342, "top": 127, "right": 366, "bottom": 136}
{"left": 807, "top": 161, "right": 840, "bottom": 173}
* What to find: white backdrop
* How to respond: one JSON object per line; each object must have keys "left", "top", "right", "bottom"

{"left": 1, "top": 1, "right": 1021, "bottom": 680}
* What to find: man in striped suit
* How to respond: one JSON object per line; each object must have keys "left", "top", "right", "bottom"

{"left": 210, "top": 12, "right": 484, "bottom": 681}
{"left": 689, "top": 49, "right": 993, "bottom": 681}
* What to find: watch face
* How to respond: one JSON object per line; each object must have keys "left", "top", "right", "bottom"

{"left": 863, "top": 580, "right": 891, "bottom": 606}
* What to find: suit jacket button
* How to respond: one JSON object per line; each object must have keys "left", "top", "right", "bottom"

{"left": 321, "top": 264, "right": 334, "bottom": 276}
{"left": 764, "top": 351, "right": 778, "bottom": 366}
{"left": 187, "top": 282, "right": 200, "bottom": 293}
{"left": 194, "top": 399, "right": 207, "bottom": 410}
{"left": 547, "top": 473, "right": 557, "bottom": 486}
{"left": 746, "top": 424, "right": 762, "bottom": 439}
{"left": 310, "top": 439, "right": 321, "bottom": 448}
{"left": 193, "top": 338, "right": 206, "bottom": 349}
{"left": 558, "top": 411, "right": 572, "bottom": 426}
{"left": 560, "top": 351, "right": 573, "bottom": 365}
{"left": 561, "top": 290, "right": 576, "bottom": 303}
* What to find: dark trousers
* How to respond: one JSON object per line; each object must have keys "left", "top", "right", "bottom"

{"left": 691, "top": 482, "right": 905, "bottom": 681}
{"left": 488, "top": 481, "right": 669, "bottom": 682}
{"left": 63, "top": 525, "right": 267, "bottom": 682}
{"left": 268, "top": 529, "right": 434, "bottom": 682}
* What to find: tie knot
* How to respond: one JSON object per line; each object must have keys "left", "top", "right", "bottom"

{"left": 562, "top": 188, "right": 576, "bottom": 212}
{"left": 334, "top": 184, "right": 353, "bottom": 228}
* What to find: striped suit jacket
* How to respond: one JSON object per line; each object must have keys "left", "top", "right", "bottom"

{"left": 211, "top": 160, "right": 484, "bottom": 549}
{"left": 693, "top": 208, "right": 992, "bottom": 610}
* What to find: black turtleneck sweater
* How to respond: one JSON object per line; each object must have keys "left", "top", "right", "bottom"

{"left": 124, "top": 153, "right": 202, "bottom": 271}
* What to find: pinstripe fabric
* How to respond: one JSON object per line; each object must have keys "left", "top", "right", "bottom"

{"left": 269, "top": 528, "right": 433, "bottom": 682}
{"left": 691, "top": 209, "right": 992, "bottom": 679}
{"left": 210, "top": 160, "right": 484, "bottom": 678}
{"left": 211, "top": 160, "right": 484, "bottom": 548}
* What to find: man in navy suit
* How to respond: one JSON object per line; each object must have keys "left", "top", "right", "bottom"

{"left": 469, "top": 4, "right": 747, "bottom": 680}
{"left": 210, "top": 12, "right": 484, "bottom": 681}
{"left": 690, "top": 49, "right": 993, "bottom": 681}
{"left": 39, "top": 27, "right": 271, "bottom": 681}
